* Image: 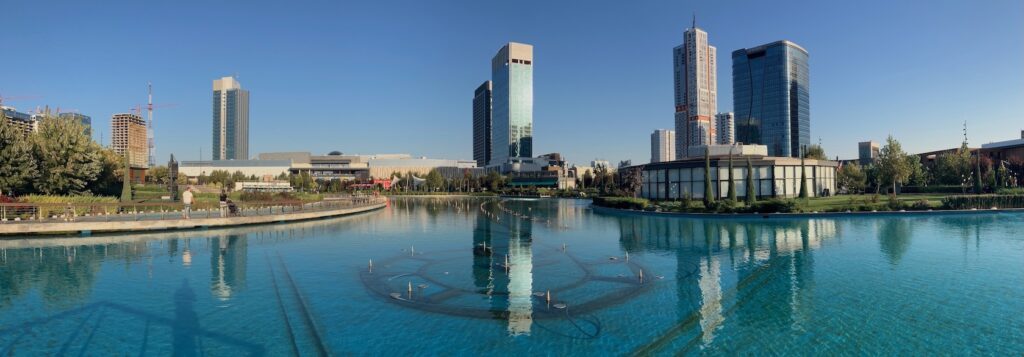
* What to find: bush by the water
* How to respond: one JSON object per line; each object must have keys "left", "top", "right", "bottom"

{"left": 942, "top": 195, "right": 1024, "bottom": 210}
{"left": 900, "top": 185, "right": 967, "bottom": 194}
{"left": 18, "top": 195, "right": 119, "bottom": 204}
{"left": 593, "top": 196, "right": 649, "bottom": 210}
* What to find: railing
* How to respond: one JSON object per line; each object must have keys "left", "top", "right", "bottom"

{"left": 0, "top": 196, "right": 386, "bottom": 224}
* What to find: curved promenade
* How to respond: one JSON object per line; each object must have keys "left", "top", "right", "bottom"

{"left": 0, "top": 198, "right": 387, "bottom": 237}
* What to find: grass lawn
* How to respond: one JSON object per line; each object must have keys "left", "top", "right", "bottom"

{"left": 801, "top": 194, "right": 946, "bottom": 212}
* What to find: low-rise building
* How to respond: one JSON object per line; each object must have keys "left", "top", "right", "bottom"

{"left": 179, "top": 160, "right": 291, "bottom": 181}
{"left": 980, "top": 130, "right": 1024, "bottom": 163}
{"left": 636, "top": 153, "right": 837, "bottom": 200}
{"left": 1, "top": 106, "right": 36, "bottom": 137}
{"left": 858, "top": 141, "right": 879, "bottom": 165}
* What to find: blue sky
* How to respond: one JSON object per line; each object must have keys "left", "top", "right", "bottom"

{"left": 2, "top": 0, "right": 1022, "bottom": 165}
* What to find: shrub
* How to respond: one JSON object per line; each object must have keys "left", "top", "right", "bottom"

{"left": 743, "top": 199, "right": 799, "bottom": 213}
{"left": 910, "top": 199, "right": 933, "bottom": 210}
{"left": 900, "top": 185, "right": 967, "bottom": 194}
{"left": 996, "top": 187, "right": 1024, "bottom": 195}
{"left": 887, "top": 194, "right": 905, "bottom": 210}
{"left": 593, "top": 196, "right": 649, "bottom": 210}
{"left": 942, "top": 195, "right": 1024, "bottom": 210}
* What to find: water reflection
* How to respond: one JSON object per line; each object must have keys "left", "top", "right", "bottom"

{"left": 473, "top": 199, "right": 534, "bottom": 335}
{"left": 613, "top": 215, "right": 837, "bottom": 348}
{"left": 210, "top": 235, "right": 247, "bottom": 300}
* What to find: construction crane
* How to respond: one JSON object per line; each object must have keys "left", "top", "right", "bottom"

{"left": 0, "top": 94, "right": 42, "bottom": 108}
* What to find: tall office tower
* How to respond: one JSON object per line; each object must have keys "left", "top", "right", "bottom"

{"left": 858, "top": 141, "right": 879, "bottom": 165}
{"left": 733, "top": 40, "right": 810, "bottom": 157}
{"left": 490, "top": 42, "right": 533, "bottom": 165}
{"left": 111, "top": 113, "right": 149, "bottom": 169}
{"left": 58, "top": 112, "right": 92, "bottom": 137}
{"left": 212, "top": 76, "right": 250, "bottom": 160}
{"left": 473, "top": 81, "right": 493, "bottom": 167}
{"left": 714, "top": 112, "right": 734, "bottom": 145}
{"left": 673, "top": 19, "right": 718, "bottom": 158}
{"left": 650, "top": 129, "right": 676, "bottom": 163}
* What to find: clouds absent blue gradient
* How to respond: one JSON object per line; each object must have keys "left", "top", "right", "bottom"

{"left": 1, "top": 0, "right": 1021, "bottom": 164}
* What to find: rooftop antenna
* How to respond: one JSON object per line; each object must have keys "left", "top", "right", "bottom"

{"left": 692, "top": 13, "right": 696, "bottom": 29}
{"left": 147, "top": 82, "right": 155, "bottom": 167}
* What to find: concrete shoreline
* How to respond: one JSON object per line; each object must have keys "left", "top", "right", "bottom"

{"left": 590, "top": 204, "right": 1024, "bottom": 219}
{"left": 0, "top": 201, "right": 387, "bottom": 237}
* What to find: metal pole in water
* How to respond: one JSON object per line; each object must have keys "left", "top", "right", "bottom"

{"left": 368, "top": 259, "right": 373, "bottom": 273}
{"left": 546, "top": 290, "right": 551, "bottom": 304}
{"left": 408, "top": 281, "right": 413, "bottom": 299}
{"left": 639, "top": 269, "right": 644, "bottom": 284}
{"left": 625, "top": 251, "right": 629, "bottom": 262}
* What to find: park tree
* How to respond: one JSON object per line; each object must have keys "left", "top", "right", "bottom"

{"left": 799, "top": 146, "right": 809, "bottom": 199}
{"left": 837, "top": 162, "right": 867, "bottom": 194}
{"left": 0, "top": 115, "right": 38, "bottom": 195}
{"left": 149, "top": 165, "right": 169, "bottom": 184}
{"left": 973, "top": 154, "right": 983, "bottom": 194}
{"left": 877, "top": 136, "right": 912, "bottom": 195}
{"left": 621, "top": 166, "right": 644, "bottom": 198}
{"left": 87, "top": 148, "right": 124, "bottom": 196}
{"left": 31, "top": 115, "right": 102, "bottom": 195}
{"left": 745, "top": 157, "right": 756, "bottom": 205}
{"left": 804, "top": 144, "right": 827, "bottom": 160}
{"left": 727, "top": 151, "right": 736, "bottom": 202}
{"left": 703, "top": 147, "right": 714, "bottom": 206}
{"left": 121, "top": 153, "right": 132, "bottom": 202}
{"left": 425, "top": 169, "right": 444, "bottom": 191}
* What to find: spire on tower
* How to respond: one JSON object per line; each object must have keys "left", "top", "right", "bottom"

{"left": 692, "top": 13, "right": 696, "bottom": 29}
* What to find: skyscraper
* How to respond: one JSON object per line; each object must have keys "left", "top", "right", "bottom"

{"left": 733, "top": 41, "right": 810, "bottom": 158}
{"left": 490, "top": 42, "right": 533, "bottom": 165}
{"left": 714, "top": 112, "right": 734, "bottom": 145}
{"left": 650, "top": 129, "right": 676, "bottom": 163}
{"left": 673, "top": 19, "right": 718, "bottom": 158}
{"left": 212, "top": 76, "right": 250, "bottom": 160}
{"left": 473, "top": 81, "right": 492, "bottom": 167}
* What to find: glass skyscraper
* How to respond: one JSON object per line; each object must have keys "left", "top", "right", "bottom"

{"left": 212, "top": 76, "right": 250, "bottom": 160}
{"left": 472, "top": 81, "right": 492, "bottom": 167}
{"left": 732, "top": 41, "right": 809, "bottom": 158}
{"left": 490, "top": 42, "right": 533, "bottom": 165}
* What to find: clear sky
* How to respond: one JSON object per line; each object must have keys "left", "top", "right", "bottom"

{"left": 2, "top": 0, "right": 1022, "bottom": 165}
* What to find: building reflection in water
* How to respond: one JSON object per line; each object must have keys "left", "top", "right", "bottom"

{"left": 210, "top": 235, "right": 247, "bottom": 300}
{"left": 473, "top": 200, "right": 534, "bottom": 335}
{"left": 617, "top": 215, "right": 838, "bottom": 346}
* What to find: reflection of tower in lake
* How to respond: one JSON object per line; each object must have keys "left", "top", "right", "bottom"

{"left": 475, "top": 200, "right": 534, "bottom": 335}
{"left": 616, "top": 215, "right": 837, "bottom": 345}
{"left": 210, "top": 235, "right": 247, "bottom": 300}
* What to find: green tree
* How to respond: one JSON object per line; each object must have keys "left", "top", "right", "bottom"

{"left": 0, "top": 115, "right": 37, "bottom": 195}
{"left": 727, "top": 151, "right": 736, "bottom": 202}
{"left": 149, "top": 165, "right": 169, "bottom": 184}
{"left": 425, "top": 169, "right": 444, "bottom": 191}
{"left": 973, "top": 154, "right": 983, "bottom": 194}
{"left": 877, "top": 135, "right": 912, "bottom": 195}
{"left": 703, "top": 147, "right": 714, "bottom": 206}
{"left": 87, "top": 148, "right": 124, "bottom": 196}
{"left": 745, "top": 157, "right": 756, "bottom": 205}
{"left": 120, "top": 153, "right": 132, "bottom": 202}
{"left": 31, "top": 115, "right": 102, "bottom": 195}
{"left": 804, "top": 144, "right": 827, "bottom": 160}
{"left": 799, "top": 146, "right": 809, "bottom": 199}
{"left": 837, "top": 162, "right": 867, "bottom": 194}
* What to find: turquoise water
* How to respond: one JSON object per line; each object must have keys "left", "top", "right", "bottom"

{"left": 0, "top": 198, "right": 1021, "bottom": 355}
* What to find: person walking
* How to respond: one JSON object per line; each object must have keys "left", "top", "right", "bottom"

{"left": 219, "top": 189, "right": 228, "bottom": 218}
{"left": 182, "top": 186, "right": 194, "bottom": 219}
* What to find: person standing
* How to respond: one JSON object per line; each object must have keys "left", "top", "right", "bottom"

{"left": 182, "top": 186, "right": 194, "bottom": 219}
{"left": 219, "top": 189, "right": 228, "bottom": 218}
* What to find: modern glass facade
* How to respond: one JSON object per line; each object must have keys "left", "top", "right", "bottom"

{"left": 58, "top": 112, "right": 92, "bottom": 137}
{"left": 212, "top": 77, "right": 250, "bottom": 160}
{"left": 639, "top": 157, "right": 836, "bottom": 200}
{"left": 491, "top": 43, "right": 533, "bottom": 165}
{"left": 473, "top": 81, "right": 492, "bottom": 167}
{"left": 732, "top": 41, "right": 809, "bottom": 158}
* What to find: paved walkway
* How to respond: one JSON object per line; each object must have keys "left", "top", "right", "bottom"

{"left": 0, "top": 200, "right": 386, "bottom": 237}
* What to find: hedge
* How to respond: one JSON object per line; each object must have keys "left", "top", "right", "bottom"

{"left": 593, "top": 196, "right": 649, "bottom": 210}
{"left": 900, "top": 185, "right": 967, "bottom": 194}
{"left": 942, "top": 195, "right": 1024, "bottom": 210}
